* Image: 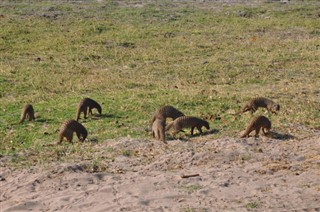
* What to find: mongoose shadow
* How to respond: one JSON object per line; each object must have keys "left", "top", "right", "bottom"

{"left": 87, "top": 137, "right": 99, "bottom": 143}
{"left": 166, "top": 129, "right": 218, "bottom": 141}
{"left": 189, "top": 128, "right": 219, "bottom": 138}
{"left": 13, "top": 117, "right": 53, "bottom": 126}
{"left": 77, "top": 113, "right": 121, "bottom": 122}
{"left": 166, "top": 134, "right": 189, "bottom": 142}
{"left": 270, "top": 131, "right": 295, "bottom": 140}
{"left": 33, "top": 117, "right": 54, "bottom": 123}
{"left": 98, "top": 113, "right": 122, "bottom": 119}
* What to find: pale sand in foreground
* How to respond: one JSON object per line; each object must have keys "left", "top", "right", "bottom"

{"left": 1, "top": 132, "right": 319, "bottom": 211}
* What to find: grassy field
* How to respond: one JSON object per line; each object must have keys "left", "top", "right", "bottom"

{"left": 0, "top": 0, "right": 319, "bottom": 166}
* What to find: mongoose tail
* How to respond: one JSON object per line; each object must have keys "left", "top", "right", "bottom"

{"left": 240, "top": 115, "right": 271, "bottom": 138}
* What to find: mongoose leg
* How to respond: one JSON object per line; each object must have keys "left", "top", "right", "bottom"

{"left": 76, "top": 132, "right": 81, "bottom": 140}
{"left": 67, "top": 134, "right": 73, "bottom": 143}
{"left": 262, "top": 128, "right": 269, "bottom": 135}
{"left": 262, "top": 128, "right": 267, "bottom": 135}
{"left": 255, "top": 128, "right": 260, "bottom": 137}
{"left": 159, "top": 131, "right": 166, "bottom": 144}
{"left": 155, "top": 130, "right": 160, "bottom": 140}
{"left": 19, "top": 118, "right": 25, "bottom": 123}
{"left": 57, "top": 135, "right": 64, "bottom": 144}
{"left": 191, "top": 127, "right": 195, "bottom": 135}
{"left": 76, "top": 132, "right": 85, "bottom": 142}
{"left": 197, "top": 126, "right": 203, "bottom": 134}
{"left": 89, "top": 108, "right": 93, "bottom": 115}
{"left": 84, "top": 108, "right": 88, "bottom": 119}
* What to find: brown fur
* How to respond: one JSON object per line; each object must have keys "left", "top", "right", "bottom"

{"left": 58, "top": 119, "right": 88, "bottom": 144}
{"left": 19, "top": 104, "right": 35, "bottom": 123}
{"left": 76, "top": 98, "right": 102, "bottom": 121}
{"left": 151, "top": 105, "right": 184, "bottom": 125}
{"left": 166, "top": 116, "right": 210, "bottom": 136}
{"left": 152, "top": 118, "right": 167, "bottom": 143}
{"left": 240, "top": 115, "right": 271, "bottom": 138}
{"left": 239, "top": 97, "right": 280, "bottom": 114}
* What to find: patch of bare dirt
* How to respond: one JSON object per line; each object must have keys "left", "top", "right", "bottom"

{"left": 1, "top": 132, "right": 319, "bottom": 211}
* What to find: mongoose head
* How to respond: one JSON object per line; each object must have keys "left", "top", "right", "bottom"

{"left": 204, "top": 121, "right": 210, "bottom": 130}
{"left": 97, "top": 105, "right": 102, "bottom": 115}
{"left": 79, "top": 131, "right": 88, "bottom": 142}
{"left": 273, "top": 104, "right": 280, "bottom": 112}
{"left": 265, "top": 120, "right": 272, "bottom": 132}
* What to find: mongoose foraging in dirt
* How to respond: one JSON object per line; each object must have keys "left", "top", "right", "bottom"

{"left": 238, "top": 97, "right": 280, "bottom": 114}
{"left": 76, "top": 98, "right": 102, "bottom": 121}
{"left": 58, "top": 119, "right": 88, "bottom": 144}
{"left": 166, "top": 116, "right": 210, "bottom": 136}
{"left": 240, "top": 115, "right": 271, "bottom": 138}
{"left": 151, "top": 105, "right": 184, "bottom": 125}
{"left": 152, "top": 118, "right": 167, "bottom": 143}
{"left": 19, "top": 104, "right": 35, "bottom": 123}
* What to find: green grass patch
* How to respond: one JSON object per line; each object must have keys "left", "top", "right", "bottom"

{"left": 0, "top": 0, "right": 319, "bottom": 166}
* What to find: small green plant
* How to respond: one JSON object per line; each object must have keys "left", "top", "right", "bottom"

{"left": 185, "top": 184, "right": 202, "bottom": 193}
{"left": 122, "top": 150, "right": 132, "bottom": 157}
{"left": 182, "top": 207, "right": 208, "bottom": 212}
{"left": 245, "top": 201, "right": 261, "bottom": 210}
{"left": 239, "top": 154, "right": 252, "bottom": 161}
{"left": 85, "top": 159, "right": 107, "bottom": 173}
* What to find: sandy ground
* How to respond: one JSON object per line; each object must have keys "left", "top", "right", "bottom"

{"left": 1, "top": 131, "right": 319, "bottom": 211}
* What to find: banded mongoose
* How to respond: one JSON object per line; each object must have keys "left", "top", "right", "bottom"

{"left": 238, "top": 97, "right": 280, "bottom": 114}
{"left": 152, "top": 118, "right": 167, "bottom": 144}
{"left": 166, "top": 116, "right": 210, "bottom": 136}
{"left": 76, "top": 98, "right": 102, "bottom": 121}
{"left": 151, "top": 105, "right": 184, "bottom": 124}
{"left": 58, "top": 119, "right": 88, "bottom": 144}
{"left": 240, "top": 115, "right": 271, "bottom": 138}
{"left": 19, "top": 104, "right": 35, "bottom": 123}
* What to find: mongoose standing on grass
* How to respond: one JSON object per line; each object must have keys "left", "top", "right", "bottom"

{"left": 19, "top": 104, "right": 35, "bottom": 123}
{"left": 151, "top": 105, "right": 184, "bottom": 124}
{"left": 238, "top": 97, "right": 280, "bottom": 114}
{"left": 152, "top": 117, "right": 167, "bottom": 144}
{"left": 58, "top": 119, "right": 88, "bottom": 144}
{"left": 166, "top": 116, "right": 210, "bottom": 136}
{"left": 240, "top": 115, "right": 271, "bottom": 138}
{"left": 76, "top": 98, "right": 102, "bottom": 121}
